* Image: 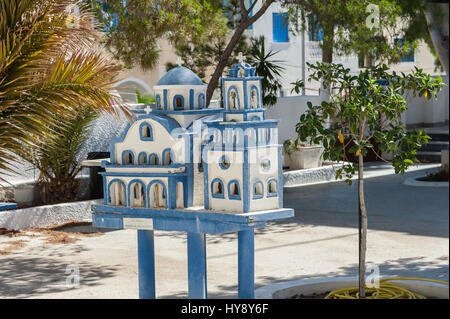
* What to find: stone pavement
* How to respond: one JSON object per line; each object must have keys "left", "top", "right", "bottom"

{"left": 0, "top": 163, "right": 448, "bottom": 299}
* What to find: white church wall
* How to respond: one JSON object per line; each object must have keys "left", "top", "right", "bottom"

{"left": 207, "top": 150, "right": 245, "bottom": 212}
{"left": 248, "top": 147, "right": 279, "bottom": 211}
{"left": 113, "top": 118, "right": 185, "bottom": 165}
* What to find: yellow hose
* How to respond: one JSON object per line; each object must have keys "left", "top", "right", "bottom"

{"left": 325, "top": 277, "right": 448, "bottom": 299}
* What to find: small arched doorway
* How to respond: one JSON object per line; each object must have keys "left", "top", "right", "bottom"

{"left": 129, "top": 181, "right": 146, "bottom": 207}
{"left": 108, "top": 180, "right": 126, "bottom": 206}
{"left": 176, "top": 182, "right": 184, "bottom": 208}
{"left": 148, "top": 181, "right": 167, "bottom": 208}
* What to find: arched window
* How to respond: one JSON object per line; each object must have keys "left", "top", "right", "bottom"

{"left": 176, "top": 182, "right": 184, "bottom": 208}
{"left": 128, "top": 180, "right": 146, "bottom": 208}
{"left": 228, "top": 180, "right": 241, "bottom": 200}
{"left": 108, "top": 180, "right": 126, "bottom": 206}
{"left": 211, "top": 178, "right": 225, "bottom": 199}
{"left": 267, "top": 179, "right": 278, "bottom": 197}
{"left": 198, "top": 94, "right": 205, "bottom": 109}
{"left": 253, "top": 181, "right": 264, "bottom": 199}
{"left": 122, "top": 151, "right": 134, "bottom": 165}
{"left": 227, "top": 86, "right": 240, "bottom": 110}
{"left": 162, "top": 148, "right": 174, "bottom": 165}
{"left": 251, "top": 88, "right": 258, "bottom": 109}
{"left": 148, "top": 181, "right": 167, "bottom": 208}
{"left": 148, "top": 153, "right": 159, "bottom": 165}
{"left": 139, "top": 122, "right": 153, "bottom": 141}
{"left": 138, "top": 152, "right": 147, "bottom": 165}
{"left": 173, "top": 95, "right": 184, "bottom": 110}
{"left": 230, "top": 91, "right": 237, "bottom": 109}
{"left": 156, "top": 95, "right": 161, "bottom": 109}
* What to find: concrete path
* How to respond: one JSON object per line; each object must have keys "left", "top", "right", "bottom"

{"left": 0, "top": 164, "right": 448, "bottom": 299}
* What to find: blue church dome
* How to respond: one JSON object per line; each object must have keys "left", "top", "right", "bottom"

{"left": 156, "top": 66, "right": 204, "bottom": 86}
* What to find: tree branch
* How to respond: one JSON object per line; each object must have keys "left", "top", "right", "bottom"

{"left": 239, "top": 0, "right": 248, "bottom": 19}
{"left": 205, "top": 0, "right": 275, "bottom": 105}
{"left": 248, "top": 0, "right": 275, "bottom": 25}
{"left": 248, "top": 0, "right": 258, "bottom": 14}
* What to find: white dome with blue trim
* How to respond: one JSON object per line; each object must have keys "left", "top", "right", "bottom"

{"left": 156, "top": 66, "right": 204, "bottom": 86}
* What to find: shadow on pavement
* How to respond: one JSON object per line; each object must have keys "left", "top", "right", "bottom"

{"left": 0, "top": 254, "right": 119, "bottom": 298}
{"left": 275, "top": 166, "right": 449, "bottom": 238}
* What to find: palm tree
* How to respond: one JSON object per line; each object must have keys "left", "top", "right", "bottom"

{"left": 0, "top": 0, "right": 128, "bottom": 199}
{"left": 248, "top": 36, "right": 285, "bottom": 107}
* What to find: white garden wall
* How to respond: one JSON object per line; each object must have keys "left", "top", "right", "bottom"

{"left": 266, "top": 75, "right": 449, "bottom": 144}
{"left": 265, "top": 95, "right": 322, "bottom": 143}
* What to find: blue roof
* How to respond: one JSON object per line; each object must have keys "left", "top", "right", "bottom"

{"left": 228, "top": 62, "right": 256, "bottom": 77}
{"left": 186, "top": 114, "right": 223, "bottom": 131}
{"left": 137, "top": 114, "right": 182, "bottom": 133}
{"left": 156, "top": 66, "right": 204, "bottom": 86}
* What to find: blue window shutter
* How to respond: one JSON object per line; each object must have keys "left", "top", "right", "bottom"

{"left": 272, "top": 13, "right": 289, "bottom": 43}
{"left": 395, "top": 38, "right": 415, "bottom": 62}
{"left": 309, "top": 15, "right": 323, "bottom": 41}
{"left": 317, "top": 27, "right": 323, "bottom": 41}
{"left": 248, "top": 0, "right": 253, "bottom": 30}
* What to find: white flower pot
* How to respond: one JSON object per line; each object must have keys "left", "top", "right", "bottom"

{"left": 285, "top": 145, "right": 323, "bottom": 170}
{"left": 256, "top": 276, "right": 449, "bottom": 299}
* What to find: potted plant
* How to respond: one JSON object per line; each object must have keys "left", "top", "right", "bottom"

{"left": 292, "top": 61, "right": 444, "bottom": 298}
{"left": 283, "top": 139, "right": 323, "bottom": 170}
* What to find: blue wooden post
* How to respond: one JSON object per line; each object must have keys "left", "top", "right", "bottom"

{"left": 238, "top": 229, "right": 255, "bottom": 299}
{"left": 137, "top": 230, "right": 156, "bottom": 299}
{"left": 187, "top": 232, "right": 207, "bottom": 299}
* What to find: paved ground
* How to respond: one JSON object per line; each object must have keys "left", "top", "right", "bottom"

{"left": 0, "top": 163, "right": 448, "bottom": 299}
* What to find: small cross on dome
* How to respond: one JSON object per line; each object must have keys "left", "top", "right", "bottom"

{"left": 176, "top": 56, "right": 184, "bottom": 67}
{"left": 144, "top": 104, "right": 152, "bottom": 115}
{"left": 237, "top": 52, "right": 246, "bottom": 63}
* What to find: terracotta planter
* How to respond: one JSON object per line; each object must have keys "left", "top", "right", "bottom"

{"left": 284, "top": 145, "right": 323, "bottom": 170}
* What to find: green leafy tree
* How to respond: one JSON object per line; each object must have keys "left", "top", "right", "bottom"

{"left": 248, "top": 36, "right": 285, "bottom": 106}
{"left": 204, "top": 0, "right": 276, "bottom": 105}
{"left": 0, "top": 0, "right": 125, "bottom": 187}
{"left": 94, "top": 0, "right": 277, "bottom": 106}
{"left": 282, "top": 0, "right": 446, "bottom": 69}
{"left": 92, "top": 0, "right": 229, "bottom": 70}
{"left": 294, "top": 62, "right": 444, "bottom": 298}
{"left": 165, "top": 35, "right": 251, "bottom": 83}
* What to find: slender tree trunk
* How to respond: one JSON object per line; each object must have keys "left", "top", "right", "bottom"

{"left": 206, "top": 26, "right": 248, "bottom": 105}
{"left": 321, "top": 24, "right": 335, "bottom": 64}
{"left": 320, "top": 24, "right": 334, "bottom": 106}
{"left": 205, "top": 0, "right": 275, "bottom": 106}
{"left": 358, "top": 152, "right": 368, "bottom": 298}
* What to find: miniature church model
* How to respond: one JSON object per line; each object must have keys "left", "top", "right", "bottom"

{"left": 101, "top": 56, "right": 283, "bottom": 214}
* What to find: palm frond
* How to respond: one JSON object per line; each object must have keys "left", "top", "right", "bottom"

{"left": 0, "top": 0, "right": 129, "bottom": 177}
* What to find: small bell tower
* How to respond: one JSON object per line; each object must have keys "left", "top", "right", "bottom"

{"left": 221, "top": 53, "right": 265, "bottom": 122}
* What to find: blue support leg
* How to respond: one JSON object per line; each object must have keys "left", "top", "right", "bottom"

{"left": 238, "top": 229, "right": 255, "bottom": 299}
{"left": 187, "top": 232, "right": 207, "bottom": 299}
{"left": 137, "top": 230, "right": 156, "bottom": 299}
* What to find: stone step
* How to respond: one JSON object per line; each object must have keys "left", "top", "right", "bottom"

{"left": 420, "top": 141, "right": 449, "bottom": 152}
{"left": 416, "top": 151, "right": 443, "bottom": 163}
{"left": 427, "top": 132, "right": 449, "bottom": 142}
